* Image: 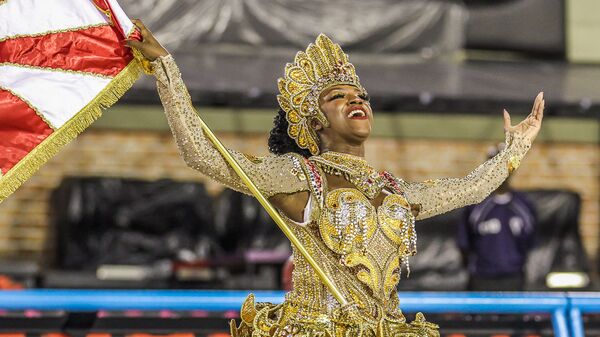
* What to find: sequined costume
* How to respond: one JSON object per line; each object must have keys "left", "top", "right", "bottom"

{"left": 151, "top": 51, "right": 530, "bottom": 336}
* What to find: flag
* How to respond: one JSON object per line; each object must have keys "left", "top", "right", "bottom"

{"left": 0, "top": 0, "right": 142, "bottom": 203}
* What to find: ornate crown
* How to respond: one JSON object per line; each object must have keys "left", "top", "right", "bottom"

{"left": 277, "top": 34, "right": 365, "bottom": 155}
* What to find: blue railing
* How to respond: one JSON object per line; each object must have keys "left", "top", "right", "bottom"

{"left": 567, "top": 292, "right": 600, "bottom": 337}
{"left": 0, "top": 290, "right": 596, "bottom": 337}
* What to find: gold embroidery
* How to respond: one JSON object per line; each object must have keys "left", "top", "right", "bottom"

{"left": 254, "top": 305, "right": 279, "bottom": 335}
{"left": 377, "top": 314, "right": 439, "bottom": 337}
{"left": 319, "top": 189, "right": 414, "bottom": 302}
{"left": 383, "top": 257, "right": 400, "bottom": 298}
{"left": 240, "top": 294, "right": 257, "bottom": 325}
{"left": 312, "top": 151, "right": 385, "bottom": 199}
{"left": 378, "top": 194, "right": 417, "bottom": 257}
{"left": 343, "top": 252, "right": 380, "bottom": 295}
{"left": 319, "top": 189, "right": 376, "bottom": 255}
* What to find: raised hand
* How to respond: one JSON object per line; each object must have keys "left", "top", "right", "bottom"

{"left": 503, "top": 92, "right": 545, "bottom": 143}
{"left": 124, "top": 19, "right": 169, "bottom": 61}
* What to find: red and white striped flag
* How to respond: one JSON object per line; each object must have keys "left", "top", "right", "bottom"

{"left": 0, "top": 0, "right": 142, "bottom": 203}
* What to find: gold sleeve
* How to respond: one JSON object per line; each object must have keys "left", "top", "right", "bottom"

{"left": 151, "top": 54, "right": 309, "bottom": 197}
{"left": 399, "top": 132, "right": 531, "bottom": 220}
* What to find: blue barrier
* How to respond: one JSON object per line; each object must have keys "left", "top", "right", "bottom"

{"left": 567, "top": 292, "right": 600, "bottom": 337}
{"left": 400, "top": 292, "right": 569, "bottom": 337}
{"left": 1, "top": 290, "right": 596, "bottom": 337}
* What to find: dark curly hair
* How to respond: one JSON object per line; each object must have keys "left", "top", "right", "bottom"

{"left": 268, "top": 108, "right": 313, "bottom": 158}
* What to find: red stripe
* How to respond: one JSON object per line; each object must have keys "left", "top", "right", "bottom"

{"left": 0, "top": 25, "right": 133, "bottom": 77}
{"left": 0, "top": 90, "right": 53, "bottom": 173}
{"left": 93, "top": 0, "right": 127, "bottom": 39}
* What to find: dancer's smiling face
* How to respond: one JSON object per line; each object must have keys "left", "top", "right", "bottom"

{"left": 315, "top": 84, "right": 373, "bottom": 149}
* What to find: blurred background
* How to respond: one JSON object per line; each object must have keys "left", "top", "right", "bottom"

{"left": 0, "top": 0, "right": 598, "bottom": 336}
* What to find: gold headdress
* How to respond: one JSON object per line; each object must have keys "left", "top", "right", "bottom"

{"left": 277, "top": 34, "right": 365, "bottom": 155}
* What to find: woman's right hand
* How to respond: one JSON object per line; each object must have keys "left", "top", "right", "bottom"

{"left": 124, "top": 19, "right": 169, "bottom": 61}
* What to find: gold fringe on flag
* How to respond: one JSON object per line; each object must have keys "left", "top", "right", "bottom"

{"left": 0, "top": 59, "right": 143, "bottom": 203}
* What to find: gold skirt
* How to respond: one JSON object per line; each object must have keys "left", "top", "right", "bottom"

{"left": 230, "top": 294, "right": 440, "bottom": 337}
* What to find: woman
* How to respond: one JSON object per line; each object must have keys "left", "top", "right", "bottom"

{"left": 126, "top": 19, "right": 544, "bottom": 337}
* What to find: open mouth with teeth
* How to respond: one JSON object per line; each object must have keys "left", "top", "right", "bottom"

{"left": 347, "top": 109, "right": 368, "bottom": 120}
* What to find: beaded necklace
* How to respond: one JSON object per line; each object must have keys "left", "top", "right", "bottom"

{"left": 311, "top": 151, "right": 385, "bottom": 199}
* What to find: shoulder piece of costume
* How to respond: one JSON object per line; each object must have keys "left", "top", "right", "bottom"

{"left": 380, "top": 171, "right": 405, "bottom": 195}
{"left": 299, "top": 156, "right": 326, "bottom": 207}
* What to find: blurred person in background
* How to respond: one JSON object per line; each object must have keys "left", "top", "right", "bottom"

{"left": 458, "top": 144, "right": 536, "bottom": 291}
{"left": 125, "top": 18, "right": 544, "bottom": 337}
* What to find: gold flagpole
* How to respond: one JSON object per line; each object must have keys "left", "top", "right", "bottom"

{"left": 192, "top": 108, "right": 348, "bottom": 306}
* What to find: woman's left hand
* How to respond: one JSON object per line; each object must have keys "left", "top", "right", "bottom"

{"left": 503, "top": 91, "right": 545, "bottom": 143}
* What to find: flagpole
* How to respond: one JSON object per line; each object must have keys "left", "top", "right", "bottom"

{"left": 191, "top": 107, "right": 348, "bottom": 306}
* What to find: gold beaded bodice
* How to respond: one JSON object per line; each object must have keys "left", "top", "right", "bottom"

{"left": 277, "top": 156, "right": 418, "bottom": 323}
{"left": 151, "top": 54, "right": 532, "bottom": 337}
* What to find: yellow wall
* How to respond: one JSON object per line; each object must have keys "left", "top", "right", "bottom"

{"left": 567, "top": 0, "right": 600, "bottom": 63}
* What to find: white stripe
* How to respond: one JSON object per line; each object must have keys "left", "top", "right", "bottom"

{"left": 0, "top": 0, "right": 107, "bottom": 40}
{"left": 0, "top": 65, "right": 110, "bottom": 128}
{"left": 106, "top": 0, "right": 135, "bottom": 37}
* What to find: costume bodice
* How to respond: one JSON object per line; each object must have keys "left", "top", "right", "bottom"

{"left": 283, "top": 158, "right": 418, "bottom": 325}
{"left": 319, "top": 188, "right": 413, "bottom": 303}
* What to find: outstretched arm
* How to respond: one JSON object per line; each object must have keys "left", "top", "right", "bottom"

{"left": 125, "top": 20, "right": 308, "bottom": 198}
{"left": 400, "top": 93, "right": 545, "bottom": 220}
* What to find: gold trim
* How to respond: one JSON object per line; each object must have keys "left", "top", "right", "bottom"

{"left": 0, "top": 85, "right": 57, "bottom": 130}
{"left": 0, "top": 62, "right": 112, "bottom": 80}
{"left": 0, "top": 59, "right": 142, "bottom": 203}
{"left": 0, "top": 23, "right": 110, "bottom": 43}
